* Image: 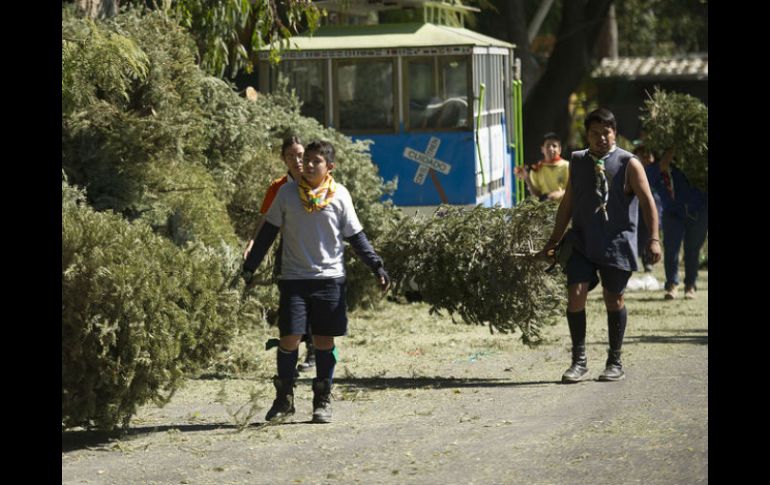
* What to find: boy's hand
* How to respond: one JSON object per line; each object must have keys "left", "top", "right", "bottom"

{"left": 242, "top": 239, "right": 254, "bottom": 260}
{"left": 376, "top": 267, "right": 391, "bottom": 293}
{"left": 241, "top": 268, "right": 255, "bottom": 288}
{"left": 535, "top": 241, "right": 558, "bottom": 261}
{"left": 513, "top": 166, "right": 528, "bottom": 180}
{"left": 646, "top": 239, "right": 662, "bottom": 264}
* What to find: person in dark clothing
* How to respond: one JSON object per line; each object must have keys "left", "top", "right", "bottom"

{"left": 656, "top": 148, "right": 708, "bottom": 300}
{"left": 633, "top": 142, "right": 664, "bottom": 273}
{"left": 538, "top": 108, "right": 662, "bottom": 383}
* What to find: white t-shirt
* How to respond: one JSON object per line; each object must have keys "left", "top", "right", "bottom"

{"left": 265, "top": 180, "right": 363, "bottom": 279}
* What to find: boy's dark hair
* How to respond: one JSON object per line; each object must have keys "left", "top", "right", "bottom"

{"left": 281, "top": 135, "right": 303, "bottom": 155}
{"left": 633, "top": 143, "right": 658, "bottom": 159}
{"left": 305, "top": 140, "right": 335, "bottom": 165}
{"left": 542, "top": 132, "right": 561, "bottom": 145}
{"left": 584, "top": 108, "right": 617, "bottom": 131}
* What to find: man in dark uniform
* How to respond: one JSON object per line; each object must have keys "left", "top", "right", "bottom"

{"left": 538, "top": 108, "right": 662, "bottom": 382}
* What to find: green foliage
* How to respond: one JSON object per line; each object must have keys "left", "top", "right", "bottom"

{"left": 566, "top": 85, "right": 599, "bottom": 150}
{"left": 378, "top": 201, "right": 565, "bottom": 345}
{"left": 62, "top": 180, "right": 244, "bottom": 430}
{"left": 62, "top": 11, "right": 236, "bottom": 247}
{"left": 62, "top": 14, "right": 150, "bottom": 114}
{"left": 62, "top": 8, "right": 400, "bottom": 307}
{"left": 61, "top": 6, "right": 401, "bottom": 430}
{"left": 122, "top": 0, "right": 322, "bottom": 78}
{"left": 616, "top": 0, "right": 708, "bottom": 56}
{"left": 640, "top": 88, "right": 708, "bottom": 191}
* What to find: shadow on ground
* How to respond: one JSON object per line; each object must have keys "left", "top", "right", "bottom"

{"left": 62, "top": 377, "right": 563, "bottom": 452}
{"left": 61, "top": 422, "right": 248, "bottom": 452}
{"left": 588, "top": 329, "right": 708, "bottom": 346}
{"left": 333, "top": 376, "right": 560, "bottom": 391}
{"left": 623, "top": 334, "right": 708, "bottom": 345}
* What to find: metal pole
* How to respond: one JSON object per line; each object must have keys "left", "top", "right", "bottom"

{"left": 515, "top": 79, "right": 522, "bottom": 205}
{"left": 510, "top": 79, "right": 519, "bottom": 205}
{"left": 476, "top": 82, "right": 487, "bottom": 189}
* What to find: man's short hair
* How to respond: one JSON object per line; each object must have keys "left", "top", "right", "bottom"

{"left": 584, "top": 108, "right": 617, "bottom": 131}
{"left": 542, "top": 132, "right": 561, "bottom": 145}
{"left": 305, "top": 140, "right": 336, "bottom": 165}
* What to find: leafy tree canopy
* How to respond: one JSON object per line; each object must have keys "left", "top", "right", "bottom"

{"left": 640, "top": 88, "right": 708, "bottom": 191}
{"left": 616, "top": 0, "right": 708, "bottom": 56}
{"left": 69, "top": 0, "right": 324, "bottom": 78}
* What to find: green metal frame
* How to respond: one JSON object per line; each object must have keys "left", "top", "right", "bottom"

{"left": 511, "top": 79, "right": 525, "bottom": 205}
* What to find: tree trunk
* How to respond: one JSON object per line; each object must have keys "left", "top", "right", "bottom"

{"left": 504, "top": 0, "right": 543, "bottom": 101}
{"left": 76, "top": 0, "right": 118, "bottom": 19}
{"left": 521, "top": 0, "right": 613, "bottom": 164}
{"left": 597, "top": 4, "right": 618, "bottom": 59}
{"left": 528, "top": 0, "right": 557, "bottom": 43}
{"left": 477, "top": 0, "right": 541, "bottom": 101}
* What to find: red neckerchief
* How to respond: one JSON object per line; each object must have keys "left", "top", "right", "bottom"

{"left": 661, "top": 168, "right": 675, "bottom": 200}
{"left": 530, "top": 156, "right": 563, "bottom": 172}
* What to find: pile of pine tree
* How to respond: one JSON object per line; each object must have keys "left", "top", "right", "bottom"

{"left": 378, "top": 201, "right": 566, "bottom": 345}
{"left": 639, "top": 88, "right": 708, "bottom": 191}
{"left": 61, "top": 7, "right": 398, "bottom": 430}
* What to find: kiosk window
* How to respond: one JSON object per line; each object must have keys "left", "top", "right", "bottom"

{"left": 275, "top": 60, "right": 325, "bottom": 125}
{"left": 336, "top": 60, "right": 394, "bottom": 131}
{"left": 407, "top": 56, "right": 469, "bottom": 130}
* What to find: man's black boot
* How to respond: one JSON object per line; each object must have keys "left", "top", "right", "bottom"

{"left": 265, "top": 376, "right": 295, "bottom": 421}
{"left": 297, "top": 341, "right": 316, "bottom": 372}
{"left": 311, "top": 378, "right": 333, "bottom": 423}
{"left": 598, "top": 349, "right": 625, "bottom": 381}
{"left": 561, "top": 346, "right": 590, "bottom": 383}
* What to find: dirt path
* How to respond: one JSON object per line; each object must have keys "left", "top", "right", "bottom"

{"left": 62, "top": 270, "right": 707, "bottom": 484}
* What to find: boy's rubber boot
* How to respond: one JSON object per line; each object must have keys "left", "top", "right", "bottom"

{"left": 311, "top": 378, "right": 333, "bottom": 423}
{"left": 598, "top": 349, "right": 625, "bottom": 381}
{"left": 265, "top": 376, "right": 295, "bottom": 422}
{"left": 561, "top": 346, "right": 590, "bottom": 383}
{"left": 297, "top": 341, "right": 316, "bottom": 372}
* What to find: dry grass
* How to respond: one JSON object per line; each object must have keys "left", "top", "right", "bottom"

{"left": 157, "top": 263, "right": 706, "bottom": 430}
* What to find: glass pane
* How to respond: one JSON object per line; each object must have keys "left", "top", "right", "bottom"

{"left": 337, "top": 61, "right": 394, "bottom": 131}
{"left": 407, "top": 59, "right": 435, "bottom": 129}
{"left": 439, "top": 58, "right": 469, "bottom": 128}
{"left": 408, "top": 57, "right": 469, "bottom": 130}
{"left": 277, "top": 60, "right": 325, "bottom": 125}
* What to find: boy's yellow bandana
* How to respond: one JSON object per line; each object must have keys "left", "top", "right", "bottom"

{"left": 298, "top": 174, "right": 337, "bottom": 212}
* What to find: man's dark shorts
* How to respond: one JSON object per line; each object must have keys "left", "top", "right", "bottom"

{"left": 566, "top": 248, "right": 632, "bottom": 295}
{"left": 278, "top": 277, "right": 347, "bottom": 337}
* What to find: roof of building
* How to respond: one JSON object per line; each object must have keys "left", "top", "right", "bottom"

{"left": 314, "top": 0, "right": 480, "bottom": 16}
{"left": 260, "top": 22, "right": 515, "bottom": 52}
{"left": 591, "top": 54, "right": 708, "bottom": 81}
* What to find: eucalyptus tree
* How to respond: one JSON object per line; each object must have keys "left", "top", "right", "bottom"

{"left": 69, "top": 0, "right": 323, "bottom": 78}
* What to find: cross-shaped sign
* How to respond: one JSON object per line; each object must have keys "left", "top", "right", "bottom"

{"left": 403, "top": 137, "right": 452, "bottom": 184}
{"left": 403, "top": 137, "right": 451, "bottom": 203}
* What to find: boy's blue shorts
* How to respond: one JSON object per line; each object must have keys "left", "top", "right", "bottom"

{"left": 277, "top": 277, "right": 348, "bottom": 337}
{"left": 566, "top": 248, "right": 632, "bottom": 295}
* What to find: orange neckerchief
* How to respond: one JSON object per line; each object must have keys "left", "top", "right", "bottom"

{"left": 530, "top": 155, "right": 563, "bottom": 172}
{"left": 298, "top": 174, "right": 337, "bottom": 213}
{"left": 661, "top": 168, "right": 675, "bottom": 200}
